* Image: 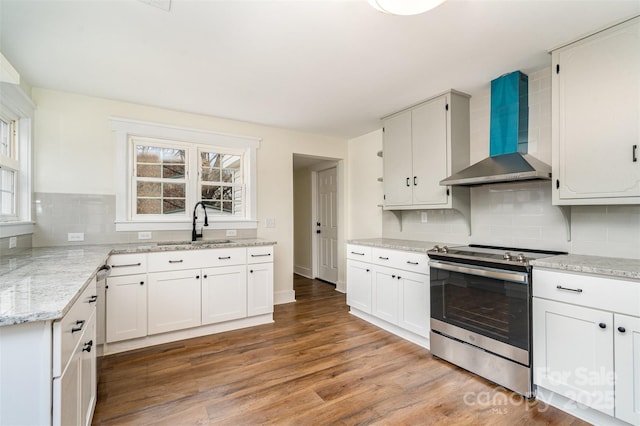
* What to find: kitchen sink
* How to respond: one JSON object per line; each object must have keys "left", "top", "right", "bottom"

{"left": 156, "top": 239, "right": 235, "bottom": 247}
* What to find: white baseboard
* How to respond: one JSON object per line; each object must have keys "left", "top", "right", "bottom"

{"left": 274, "top": 289, "right": 296, "bottom": 305}
{"left": 349, "top": 308, "right": 430, "bottom": 350}
{"left": 335, "top": 279, "right": 346, "bottom": 293}
{"left": 294, "top": 265, "right": 313, "bottom": 278}
{"left": 535, "top": 386, "right": 628, "bottom": 426}
{"left": 101, "top": 314, "right": 273, "bottom": 355}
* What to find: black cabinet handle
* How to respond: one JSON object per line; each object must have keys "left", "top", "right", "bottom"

{"left": 397, "top": 276, "right": 402, "bottom": 280}
{"left": 406, "top": 261, "right": 419, "bottom": 265}
{"left": 88, "top": 295, "right": 98, "bottom": 303}
{"left": 406, "top": 177, "right": 410, "bottom": 187}
{"left": 203, "top": 275, "right": 208, "bottom": 279}
{"left": 251, "top": 253, "right": 271, "bottom": 257}
{"left": 350, "top": 251, "right": 365, "bottom": 256}
{"left": 556, "top": 285, "right": 582, "bottom": 293}
{"left": 72, "top": 320, "right": 86, "bottom": 333}
{"left": 618, "top": 326, "right": 626, "bottom": 333}
{"left": 250, "top": 270, "right": 254, "bottom": 273}
{"left": 413, "top": 176, "right": 417, "bottom": 186}
{"left": 196, "top": 275, "right": 200, "bottom": 279}
{"left": 140, "top": 281, "right": 144, "bottom": 285}
{"left": 556, "top": 179, "right": 560, "bottom": 190}
{"left": 82, "top": 340, "right": 93, "bottom": 353}
{"left": 633, "top": 144, "right": 638, "bottom": 162}
{"left": 218, "top": 256, "right": 231, "bottom": 260}
{"left": 365, "top": 269, "right": 370, "bottom": 272}
{"left": 111, "top": 262, "right": 141, "bottom": 268}
{"left": 392, "top": 275, "right": 396, "bottom": 278}
{"left": 168, "top": 260, "right": 184, "bottom": 264}
{"left": 599, "top": 323, "right": 606, "bottom": 329}
{"left": 379, "top": 256, "right": 389, "bottom": 260}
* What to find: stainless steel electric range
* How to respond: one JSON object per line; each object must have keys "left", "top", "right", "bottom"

{"left": 427, "top": 244, "right": 566, "bottom": 398}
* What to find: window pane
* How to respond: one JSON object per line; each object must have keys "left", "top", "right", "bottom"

{"left": 136, "top": 146, "right": 161, "bottom": 163}
{"left": 0, "top": 169, "right": 15, "bottom": 216}
{"left": 222, "top": 154, "right": 240, "bottom": 169}
{"left": 222, "top": 186, "right": 232, "bottom": 200}
{"left": 201, "top": 152, "right": 219, "bottom": 168}
{"left": 202, "top": 168, "right": 220, "bottom": 182}
{"left": 222, "top": 202, "right": 232, "bottom": 213}
{"left": 137, "top": 181, "right": 161, "bottom": 197}
{"left": 162, "top": 199, "right": 185, "bottom": 215}
{"left": 137, "top": 164, "right": 161, "bottom": 178}
{"left": 137, "top": 198, "right": 161, "bottom": 214}
{"left": 162, "top": 164, "right": 184, "bottom": 179}
{"left": 162, "top": 148, "right": 185, "bottom": 164}
{"left": 221, "top": 169, "right": 236, "bottom": 183}
{"left": 163, "top": 182, "right": 185, "bottom": 198}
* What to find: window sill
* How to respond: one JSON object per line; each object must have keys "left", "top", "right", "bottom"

{"left": 115, "top": 219, "right": 258, "bottom": 232}
{"left": 0, "top": 221, "right": 35, "bottom": 238}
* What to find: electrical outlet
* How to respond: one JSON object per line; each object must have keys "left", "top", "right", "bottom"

{"left": 421, "top": 212, "right": 428, "bottom": 223}
{"left": 138, "top": 231, "right": 152, "bottom": 240}
{"left": 266, "top": 218, "right": 276, "bottom": 228}
{"left": 226, "top": 229, "right": 237, "bottom": 237}
{"left": 9, "top": 236, "right": 17, "bottom": 249}
{"left": 67, "top": 232, "right": 85, "bottom": 242}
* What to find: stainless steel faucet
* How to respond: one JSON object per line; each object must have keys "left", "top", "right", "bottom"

{"left": 192, "top": 201, "right": 209, "bottom": 241}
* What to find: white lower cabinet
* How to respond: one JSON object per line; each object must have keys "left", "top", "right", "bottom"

{"left": 148, "top": 270, "right": 202, "bottom": 335}
{"left": 533, "top": 268, "right": 640, "bottom": 425}
{"left": 202, "top": 265, "right": 247, "bottom": 324}
{"left": 105, "top": 273, "right": 148, "bottom": 343}
{"left": 615, "top": 314, "right": 640, "bottom": 425}
{"left": 346, "top": 244, "right": 430, "bottom": 346}
{"left": 103, "top": 245, "right": 275, "bottom": 353}
{"left": 248, "top": 262, "right": 274, "bottom": 316}
{"left": 346, "top": 259, "right": 372, "bottom": 314}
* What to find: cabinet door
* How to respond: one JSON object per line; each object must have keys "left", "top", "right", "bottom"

{"left": 398, "top": 271, "right": 429, "bottom": 337}
{"left": 533, "top": 298, "right": 614, "bottom": 416}
{"left": 202, "top": 265, "right": 247, "bottom": 325}
{"left": 553, "top": 17, "right": 640, "bottom": 202}
{"left": 372, "top": 265, "right": 399, "bottom": 325}
{"left": 106, "top": 274, "right": 147, "bottom": 343}
{"left": 383, "top": 111, "right": 413, "bottom": 206}
{"left": 411, "top": 94, "right": 449, "bottom": 206}
{"left": 614, "top": 313, "right": 640, "bottom": 425}
{"left": 53, "top": 348, "right": 80, "bottom": 426}
{"left": 80, "top": 312, "right": 97, "bottom": 426}
{"left": 247, "top": 262, "right": 274, "bottom": 316}
{"left": 148, "top": 270, "right": 202, "bottom": 335}
{"left": 346, "top": 259, "right": 372, "bottom": 314}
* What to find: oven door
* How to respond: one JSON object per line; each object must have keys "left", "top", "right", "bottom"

{"left": 429, "top": 260, "right": 530, "bottom": 366}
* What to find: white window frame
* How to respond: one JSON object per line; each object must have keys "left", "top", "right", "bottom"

{"left": 0, "top": 82, "right": 34, "bottom": 238}
{"left": 110, "top": 118, "right": 260, "bottom": 232}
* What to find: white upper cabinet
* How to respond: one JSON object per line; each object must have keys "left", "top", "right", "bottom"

{"left": 382, "top": 90, "right": 471, "bottom": 217}
{"left": 552, "top": 16, "right": 640, "bottom": 204}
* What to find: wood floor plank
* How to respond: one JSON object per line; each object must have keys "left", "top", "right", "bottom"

{"left": 93, "top": 275, "right": 588, "bottom": 425}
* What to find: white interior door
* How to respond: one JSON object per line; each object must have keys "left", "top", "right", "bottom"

{"left": 316, "top": 167, "right": 338, "bottom": 284}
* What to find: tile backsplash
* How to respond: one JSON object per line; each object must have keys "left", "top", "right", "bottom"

{"left": 33, "top": 192, "right": 257, "bottom": 247}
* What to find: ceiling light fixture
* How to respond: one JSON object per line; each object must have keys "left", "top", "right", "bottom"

{"left": 369, "top": 0, "right": 448, "bottom": 16}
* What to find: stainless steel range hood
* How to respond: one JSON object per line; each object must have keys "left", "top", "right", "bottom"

{"left": 439, "top": 152, "right": 551, "bottom": 186}
{"left": 440, "top": 71, "right": 551, "bottom": 187}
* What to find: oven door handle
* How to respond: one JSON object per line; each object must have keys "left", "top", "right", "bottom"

{"left": 429, "top": 260, "right": 529, "bottom": 284}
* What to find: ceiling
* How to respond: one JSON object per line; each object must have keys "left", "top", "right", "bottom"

{"left": 1, "top": 0, "right": 638, "bottom": 139}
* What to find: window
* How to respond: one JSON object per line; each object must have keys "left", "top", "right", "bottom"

{"left": 0, "top": 82, "right": 34, "bottom": 235}
{"left": 0, "top": 117, "right": 18, "bottom": 219}
{"left": 111, "top": 118, "right": 259, "bottom": 231}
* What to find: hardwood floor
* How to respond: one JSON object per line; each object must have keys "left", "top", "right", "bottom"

{"left": 93, "top": 275, "right": 586, "bottom": 425}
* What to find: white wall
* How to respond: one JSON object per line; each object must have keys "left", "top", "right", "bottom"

{"left": 352, "top": 68, "right": 640, "bottom": 259}
{"left": 346, "top": 129, "right": 383, "bottom": 240}
{"left": 32, "top": 87, "right": 349, "bottom": 302}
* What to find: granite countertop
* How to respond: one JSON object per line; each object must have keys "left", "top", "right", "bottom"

{"left": 531, "top": 254, "right": 640, "bottom": 281}
{"left": 347, "top": 238, "right": 446, "bottom": 253}
{"left": 0, "top": 239, "right": 276, "bottom": 327}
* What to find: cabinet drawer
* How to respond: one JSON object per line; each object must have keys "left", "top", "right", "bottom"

{"left": 107, "top": 253, "right": 147, "bottom": 276}
{"left": 247, "top": 246, "right": 274, "bottom": 264}
{"left": 372, "top": 248, "right": 428, "bottom": 274}
{"left": 533, "top": 269, "right": 640, "bottom": 316}
{"left": 202, "top": 247, "right": 247, "bottom": 267}
{"left": 53, "top": 277, "right": 97, "bottom": 378}
{"left": 148, "top": 250, "right": 202, "bottom": 272}
{"left": 347, "top": 245, "right": 372, "bottom": 262}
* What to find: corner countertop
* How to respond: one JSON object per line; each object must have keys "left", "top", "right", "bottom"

{"left": 347, "top": 238, "right": 444, "bottom": 253}
{"left": 0, "top": 239, "right": 276, "bottom": 327}
{"left": 531, "top": 254, "right": 640, "bottom": 281}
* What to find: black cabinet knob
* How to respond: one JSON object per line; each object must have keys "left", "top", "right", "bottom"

{"left": 196, "top": 275, "right": 200, "bottom": 279}
{"left": 140, "top": 281, "right": 144, "bottom": 285}
{"left": 250, "top": 270, "right": 254, "bottom": 273}
{"left": 599, "top": 323, "right": 606, "bottom": 329}
{"left": 618, "top": 326, "right": 626, "bottom": 333}
{"left": 203, "top": 275, "right": 208, "bottom": 279}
